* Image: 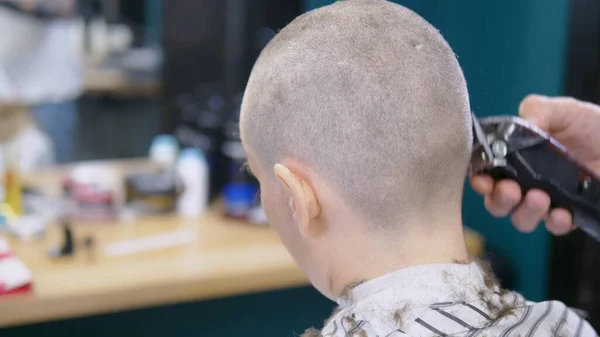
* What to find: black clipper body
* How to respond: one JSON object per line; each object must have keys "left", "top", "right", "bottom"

{"left": 470, "top": 114, "right": 600, "bottom": 243}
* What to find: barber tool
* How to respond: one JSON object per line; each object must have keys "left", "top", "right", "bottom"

{"left": 62, "top": 166, "right": 118, "bottom": 221}
{"left": 176, "top": 148, "right": 209, "bottom": 218}
{"left": 221, "top": 139, "right": 259, "bottom": 221}
{"left": 470, "top": 113, "right": 600, "bottom": 243}
{"left": 3, "top": 146, "right": 22, "bottom": 217}
{"left": 104, "top": 229, "right": 196, "bottom": 257}
{"left": 125, "top": 173, "right": 178, "bottom": 214}
{"left": 221, "top": 99, "right": 260, "bottom": 222}
{"left": 71, "top": 185, "right": 116, "bottom": 221}
{"left": 49, "top": 218, "right": 74, "bottom": 258}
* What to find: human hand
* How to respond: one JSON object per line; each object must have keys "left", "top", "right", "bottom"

{"left": 470, "top": 95, "right": 600, "bottom": 235}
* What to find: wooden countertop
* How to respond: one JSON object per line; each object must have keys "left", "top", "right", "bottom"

{"left": 0, "top": 159, "right": 484, "bottom": 327}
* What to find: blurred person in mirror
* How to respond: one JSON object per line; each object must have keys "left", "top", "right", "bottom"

{"left": 0, "top": 0, "right": 83, "bottom": 164}
{"left": 239, "top": 0, "right": 597, "bottom": 336}
{"left": 471, "top": 95, "right": 600, "bottom": 236}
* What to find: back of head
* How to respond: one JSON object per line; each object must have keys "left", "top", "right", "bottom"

{"left": 241, "top": 0, "right": 472, "bottom": 227}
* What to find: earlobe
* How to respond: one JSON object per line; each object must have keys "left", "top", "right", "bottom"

{"left": 273, "top": 163, "right": 321, "bottom": 237}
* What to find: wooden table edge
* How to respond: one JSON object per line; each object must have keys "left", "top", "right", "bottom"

{"left": 0, "top": 266, "right": 308, "bottom": 327}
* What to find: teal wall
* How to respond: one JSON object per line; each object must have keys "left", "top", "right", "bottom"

{"left": 145, "top": 0, "right": 162, "bottom": 45}
{"left": 305, "top": 0, "right": 569, "bottom": 301}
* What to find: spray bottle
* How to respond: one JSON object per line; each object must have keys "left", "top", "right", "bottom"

{"left": 3, "top": 144, "right": 21, "bottom": 217}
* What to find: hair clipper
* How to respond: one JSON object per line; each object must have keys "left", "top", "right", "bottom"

{"left": 469, "top": 113, "right": 600, "bottom": 243}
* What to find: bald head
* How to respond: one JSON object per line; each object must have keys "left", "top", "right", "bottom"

{"left": 241, "top": 0, "right": 472, "bottom": 226}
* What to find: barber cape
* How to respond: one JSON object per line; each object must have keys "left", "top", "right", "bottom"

{"left": 304, "top": 262, "right": 597, "bottom": 337}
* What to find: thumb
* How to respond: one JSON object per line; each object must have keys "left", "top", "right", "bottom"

{"left": 519, "top": 94, "right": 596, "bottom": 133}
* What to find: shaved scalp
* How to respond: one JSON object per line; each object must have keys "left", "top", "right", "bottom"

{"left": 241, "top": 0, "right": 472, "bottom": 226}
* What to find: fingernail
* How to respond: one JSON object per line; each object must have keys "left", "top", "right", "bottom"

{"left": 524, "top": 115, "right": 540, "bottom": 127}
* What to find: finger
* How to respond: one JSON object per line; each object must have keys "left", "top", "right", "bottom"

{"left": 509, "top": 189, "right": 551, "bottom": 232}
{"left": 484, "top": 180, "right": 522, "bottom": 217}
{"left": 545, "top": 208, "right": 574, "bottom": 235}
{"left": 519, "top": 94, "right": 596, "bottom": 133}
{"left": 519, "top": 94, "right": 563, "bottom": 132}
{"left": 470, "top": 175, "right": 495, "bottom": 195}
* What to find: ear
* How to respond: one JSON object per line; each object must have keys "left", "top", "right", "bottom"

{"left": 273, "top": 163, "right": 321, "bottom": 238}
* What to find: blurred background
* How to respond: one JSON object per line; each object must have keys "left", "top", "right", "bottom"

{"left": 0, "top": 0, "right": 598, "bottom": 336}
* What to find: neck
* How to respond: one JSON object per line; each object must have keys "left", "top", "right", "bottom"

{"left": 328, "top": 215, "right": 468, "bottom": 299}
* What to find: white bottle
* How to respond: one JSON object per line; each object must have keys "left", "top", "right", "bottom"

{"left": 149, "top": 134, "right": 179, "bottom": 167}
{"left": 149, "top": 134, "right": 179, "bottom": 172}
{"left": 176, "top": 148, "right": 209, "bottom": 217}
